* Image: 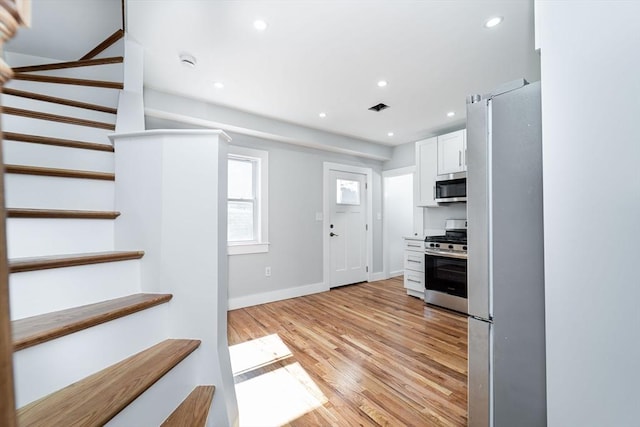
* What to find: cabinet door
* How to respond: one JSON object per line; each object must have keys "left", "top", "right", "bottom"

{"left": 437, "top": 129, "right": 466, "bottom": 174}
{"left": 415, "top": 137, "right": 438, "bottom": 207}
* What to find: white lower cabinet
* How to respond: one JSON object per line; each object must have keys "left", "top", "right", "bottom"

{"left": 403, "top": 239, "right": 425, "bottom": 299}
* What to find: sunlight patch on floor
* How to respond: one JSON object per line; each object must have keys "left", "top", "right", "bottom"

{"left": 229, "top": 334, "right": 328, "bottom": 426}
{"left": 229, "top": 333, "right": 293, "bottom": 375}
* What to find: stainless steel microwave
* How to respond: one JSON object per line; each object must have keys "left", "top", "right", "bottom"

{"left": 435, "top": 171, "right": 467, "bottom": 203}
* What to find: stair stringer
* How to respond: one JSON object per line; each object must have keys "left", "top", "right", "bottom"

{"left": 111, "top": 129, "right": 239, "bottom": 427}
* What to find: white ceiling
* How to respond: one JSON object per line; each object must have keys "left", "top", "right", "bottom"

{"left": 7, "top": 0, "right": 540, "bottom": 147}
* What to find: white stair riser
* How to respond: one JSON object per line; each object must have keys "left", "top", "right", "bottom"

{"left": 106, "top": 350, "right": 199, "bottom": 427}
{"left": 6, "top": 50, "right": 123, "bottom": 80}
{"left": 19, "top": 62, "right": 124, "bottom": 83}
{"left": 3, "top": 140, "right": 114, "bottom": 173}
{"left": 5, "top": 52, "right": 64, "bottom": 68}
{"left": 4, "top": 79, "right": 120, "bottom": 109}
{"left": 95, "top": 39, "right": 125, "bottom": 59}
{"left": 3, "top": 114, "right": 113, "bottom": 145}
{"left": 5, "top": 174, "right": 115, "bottom": 210}
{"left": 7, "top": 218, "right": 115, "bottom": 258}
{"left": 2, "top": 93, "right": 117, "bottom": 124}
{"left": 13, "top": 304, "right": 169, "bottom": 407}
{"left": 10, "top": 259, "right": 141, "bottom": 320}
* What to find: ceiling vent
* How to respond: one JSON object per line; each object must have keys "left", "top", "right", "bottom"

{"left": 368, "top": 103, "right": 389, "bottom": 112}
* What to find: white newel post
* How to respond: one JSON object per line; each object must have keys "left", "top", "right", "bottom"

{"left": 110, "top": 129, "right": 239, "bottom": 427}
{"left": 115, "top": 36, "right": 145, "bottom": 133}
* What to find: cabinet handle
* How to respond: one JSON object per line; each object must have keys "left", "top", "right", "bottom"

{"left": 407, "top": 278, "right": 421, "bottom": 284}
{"left": 407, "top": 259, "right": 421, "bottom": 263}
{"left": 458, "top": 150, "right": 462, "bottom": 166}
{"left": 407, "top": 244, "right": 420, "bottom": 248}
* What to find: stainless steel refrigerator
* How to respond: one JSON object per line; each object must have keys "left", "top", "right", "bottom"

{"left": 466, "top": 79, "right": 546, "bottom": 427}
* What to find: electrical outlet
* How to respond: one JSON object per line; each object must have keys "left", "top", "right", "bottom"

{"left": 265, "top": 266, "right": 271, "bottom": 277}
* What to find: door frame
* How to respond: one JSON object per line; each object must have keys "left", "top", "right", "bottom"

{"left": 323, "top": 162, "right": 373, "bottom": 288}
{"left": 382, "top": 166, "right": 417, "bottom": 280}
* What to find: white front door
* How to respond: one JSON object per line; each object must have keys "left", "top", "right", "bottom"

{"left": 329, "top": 169, "right": 368, "bottom": 287}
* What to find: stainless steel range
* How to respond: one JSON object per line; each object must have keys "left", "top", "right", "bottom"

{"left": 424, "top": 219, "right": 468, "bottom": 314}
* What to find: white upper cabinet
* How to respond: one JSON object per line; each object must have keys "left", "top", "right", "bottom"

{"left": 415, "top": 137, "right": 438, "bottom": 207}
{"left": 437, "top": 129, "right": 466, "bottom": 175}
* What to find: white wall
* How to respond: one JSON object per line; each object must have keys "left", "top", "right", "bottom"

{"left": 537, "top": 2, "right": 640, "bottom": 426}
{"left": 383, "top": 141, "right": 415, "bottom": 171}
{"left": 383, "top": 172, "right": 414, "bottom": 275}
{"left": 423, "top": 203, "right": 467, "bottom": 233}
{"left": 227, "top": 133, "right": 384, "bottom": 304}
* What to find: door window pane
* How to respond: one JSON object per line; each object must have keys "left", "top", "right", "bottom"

{"left": 228, "top": 201, "right": 255, "bottom": 241}
{"left": 337, "top": 179, "right": 360, "bottom": 205}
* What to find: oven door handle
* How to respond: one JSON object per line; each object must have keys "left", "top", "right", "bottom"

{"left": 424, "top": 249, "right": 468, "bottom": 260}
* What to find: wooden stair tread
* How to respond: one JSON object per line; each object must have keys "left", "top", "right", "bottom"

{"left": 3, "top": 132, "right": 114, "bottom": 152}
{"left": 5, "top": 164, "right": 115, "bottom": 181}
{"left": 12, "top": 293, "right": 173, "bottom": 351}
{"left": 17, "top": 339, "right": 200, "bottom": 426}
{"left": 9, "top": 250, "right": 144, "bottom": 273}
{"left": 12, "top": 73, "right": 123, "bottom": 89}
{"left": 2, "top": 106, "right": 115, "bottom": 130}
{"left": 161, "top": 386, "right": 216, "bottom": 427}
{"left": 7, "top": 208, "right": 120, "bottom": 219}
{"left": 12, "top": 56, "right": 123, "bottom": 73}
{"left": 3, "top": 87, "right": 117, "bottom": 114}
{"left": 80, "top": 29, "right": 124, "bottom": 60}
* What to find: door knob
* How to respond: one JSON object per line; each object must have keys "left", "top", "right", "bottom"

{"left": 330, "top": 232, "right": 339, "bottom": 237}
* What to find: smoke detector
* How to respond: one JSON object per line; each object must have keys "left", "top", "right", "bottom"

{"left": 368, "top": 103, "right": 389, "bottom": 112}
{"left": 179, "top": 53, "right": 197, "bottom": 68}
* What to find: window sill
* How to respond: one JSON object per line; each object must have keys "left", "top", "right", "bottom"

{"left": 228, "top": 242, "right": 270, "bottom": 255}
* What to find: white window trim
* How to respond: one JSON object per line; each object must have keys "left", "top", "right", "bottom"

{"left": 228, "top": 145, "right": 269, "bottom": 255}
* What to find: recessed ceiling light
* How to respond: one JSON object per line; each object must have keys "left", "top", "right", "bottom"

{"left": 377, "top": 80, "right": 388, "bottom": 87}
{"left": 213, "top": 82, "right": 224, "bottom": 89}
{"left": 387, "top": 132, "right": 394, "bottom": 137}
{"left": 319, "top": 112, "right": 327, "bottom": 118}
{"left": 484, "top": 16, "right": 503, "bottom": 28}
{"left": 179, "top": 53, "right": 197, "bottom": 68}
{"left": 254, "top": 19, "right": 268, "bottom": 31}
{"left": 447, "top": 111, "right": 455, "bottom": 117}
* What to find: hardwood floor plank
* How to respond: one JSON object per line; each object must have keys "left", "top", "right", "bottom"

{"left": 228, "top": 278, "right": 468, "bottom": 426}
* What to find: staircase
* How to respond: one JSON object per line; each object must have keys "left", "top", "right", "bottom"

{"left": 1, "top": 23, "right": 222, "bottom": 427}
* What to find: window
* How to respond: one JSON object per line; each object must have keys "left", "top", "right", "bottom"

{"left": 336, "top": 179, "right": 361, "bottom": 205}
{"left": 228, "top": 146, "right": 269, "bottom": 255}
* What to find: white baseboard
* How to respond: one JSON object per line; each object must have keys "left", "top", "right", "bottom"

{"left": 228, "top": 282, "right": 328, "bottom": 310}
{"left": 389, "top": 270, "right": 404, "bottom": 278}
{"left": 370, "top": 272, "right": 387, "bottom": 282}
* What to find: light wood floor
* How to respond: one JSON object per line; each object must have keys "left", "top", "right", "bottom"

{"left": 227, "top": 277, "right": 468, "bottom": 426}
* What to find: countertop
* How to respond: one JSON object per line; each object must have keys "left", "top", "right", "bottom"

{"left": 403, "top": 229, "right": 445, "bottom": 241}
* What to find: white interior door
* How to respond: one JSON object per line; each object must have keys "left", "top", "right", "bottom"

{"left": 329, "top": 169, "right": 367, "bottom": 287}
